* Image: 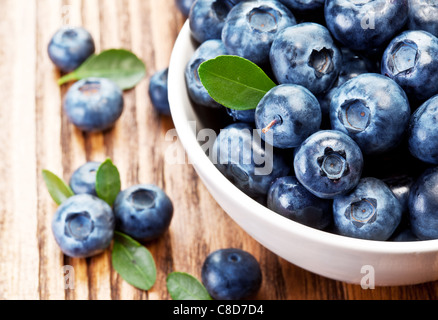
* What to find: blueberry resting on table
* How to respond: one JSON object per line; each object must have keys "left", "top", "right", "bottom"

{"left": 52, "top": 194, "right": 115, "bottom": 258}
{"left": 69, "top": 161, "right": 102, "bottom": 196}
{"left": 48, "top": 26, "right": 95, "bottom": 72}
{"left": 149, "top": 68, "right": 171, "bottom": 116}
{"left": 113, "top": 184, "right": 173, "bottom": 242}
{"left": 201, "top": 248, "right": 262, "bottom": 300}
{"left": 63, "top": 77, "right": 124, "bottom": 132}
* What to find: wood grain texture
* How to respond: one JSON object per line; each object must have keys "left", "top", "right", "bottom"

{"left": 0, "top": 0, "right": 437, "bottom": 300}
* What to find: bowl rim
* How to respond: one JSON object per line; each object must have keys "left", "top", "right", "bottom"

{"left": 168, "top": 21, "right": 438, "bottom": 256}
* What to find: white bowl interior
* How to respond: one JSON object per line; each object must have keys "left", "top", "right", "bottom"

{"left": 168, "top": 21, "right": 438, "bottom": 286}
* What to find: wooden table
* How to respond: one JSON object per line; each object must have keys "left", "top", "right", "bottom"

{"left": 0, "top": 0, "right": 437, "bottom": 300}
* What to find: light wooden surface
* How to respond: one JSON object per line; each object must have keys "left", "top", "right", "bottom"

{"left": 0, "top": 0, "right": 437, "bottom": 300}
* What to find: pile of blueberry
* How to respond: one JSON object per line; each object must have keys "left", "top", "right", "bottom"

{"left": 47, "top": 18, "right": 262, "bottom": 300}
{"left": 52, "top": 161, "right": 174, "bottom": 258}
{"left": 184, "top": 0, "right": 438, "bottom": 241}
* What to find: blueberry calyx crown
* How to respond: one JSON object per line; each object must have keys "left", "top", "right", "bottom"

{"left": 387, "top": 40, "right": 419, "bottom": 76}
{"left": 247, "top": 6, "right": 280, "bottom": 33}
{"left": 308, "top": 48, "right": 334, "bottom": 79}
{"left": 338, "top": 99, "right": 371, "bottom": 133}
{"left": 344, "top": 198, "right": 378, "bottom": 228}
{"left": 317, "top": 147, "right": 349, "bottom": 181}
{"left": 129, "top": 189, "right": 157, "bottom": 210}
{"left": 65, "top": 211, "right": 95, "bottom": 241}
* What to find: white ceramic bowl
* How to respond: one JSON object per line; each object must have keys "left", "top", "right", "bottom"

{"left": 168, "top": 21, "right": 438, "bottom": 286}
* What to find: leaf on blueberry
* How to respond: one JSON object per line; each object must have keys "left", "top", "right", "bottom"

{"left": 112, "top": 231, "right": 157, "bottom": 291}
{"left": 198, "top": 55, "right": 276, "bottom": 111}
{"left": 42, "top": 169, "right": 75, "bottom": 205}
{"left": 95, "top": 158, "right": 121, "bottom": 207}
{"left": 58, "top": 49, "right": 146, "bottom": 90}
{"left": 166, "top": 272, "right": 212, "bottom": 300}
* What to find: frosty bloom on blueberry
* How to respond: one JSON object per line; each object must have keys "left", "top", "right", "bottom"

{"left": 63, "top": 77, "right": 124, "bottom": 132}
{"left": 52, "top": 194, "right": 115, "bottom": 258}
{"left": 333, "top": 177, "right": 403, "bottom": 241}
{"left": 381, "top": 30, "right": 438, "bottom": 102}
{"left": 294, "top": 130, "right": 363, "bottom": 199}
{"left": 255, "top": 84, "right": 322, "bottom": 149}
{"left": 212, "top": 122, "right": 290, "bottom": 198}
{"left": 270, "top": 22, "right": 342, "bottom": 95}
{"left": 185, "top": 39, "right": 228, "bottom": 108}
{"left": 48, "top": 26, "right": 95, "bottom": 72}
{"left": 329, "top": 73, "right": 411, "bottom": 155}
{"left": 69, "top": 161, "right": 101, "bottom": 196}
{"left": 201, "top": 248, "right": 262, "bottom": 300}
{"left": 114, "top": 184, "right": 174, "bottom": 242}
{"left": 222, "top": 0, "right": 297, "bottom": 65}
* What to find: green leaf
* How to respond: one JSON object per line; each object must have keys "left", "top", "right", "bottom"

{"left": 166, "top": 272, "right": 212, "bottom": 300}
{"left": 42, "top": 170, "right": 75, "bottom": 205}
{"left": 95, "top": 158, "right": 121, "bottom": 206}
{"left": 58, "top": 49, "right": 146, "bottom": 90}
{"left": 198, "top": 55, "right": 276, "bottom": 111}
{"left": 112, "top": 231, "right": 157, "bottom": 291}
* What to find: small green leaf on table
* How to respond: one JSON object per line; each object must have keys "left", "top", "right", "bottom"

{"left": 112, "top": 231, "right": 157, "bottom": 291}
{"left": 166, "top": 271, "right": 213, "bottom": 300}
{"left": 42, "top": 169, "right": 75, "bottom": 205}
{"left": 58, "top": 49, "right": 146, "bottom": 90}
{"left": 95, "top": 158, "right": 121, "bottom": 207}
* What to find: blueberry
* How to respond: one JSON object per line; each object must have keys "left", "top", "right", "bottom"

{"left": 382, "top": 175, "right": 415, "bottom": 214}
{"left": 408, "top": 0, "right": 438, "bottom": 38}
{"left": 293, "top": 130, "right": 364, "bottom": 199}
{"left": 330, "top": 73, "right": 411, "bottom": 155}
{"left": 318, "top": 47, "right": 377, "bottom": 115}
{"left": 381, "top": 30, "right": 438, "bottom": 102}
{"left": 189, "top": 0, "right": 233, "bottom": 43}
{"left": 175, "top": 0, "right": 196, "bottom": 16}
{"left": 255, "top": 84, "right": 321, "bottom": 149}
{"left": 149, "top": 68, "right": 171, "bottom": 116}
{"left": 408, "top": 167, "right": 438, "bottom": 240}
{"left": 267, "top": 176, "right": 332, "bottom": 230}
{"left": 69, "top": 161, "right": 101, "bottom": 196}
{"left": 390, "top": 228, "right": 419, "bottom": 242}
{"left": 222, "top": 0, "right": 296, "bottom": 65}
{"left": 324, "top": 0, "right": 409, "bottom": 52}
{"left": 226, "top": 108, "right": 255, "bottom": 123}
{"left": 201, "top": 248, "right": 262, "bottom": 300}
{"left": 408, "top": 95, "right": 438, "bottom": 165}
{"left": 63, "top": 78, "right": 124, "bottom": 132}
{"left": 48, "top": 26, "right": 95, "bottom": 72}
{"left": 52, "top": 194, "right": 115, "bottom": 258}
{"left": 212, "top": 122, "right": 290, "bottom": 198}
{"left": 113, "top": 184, "right": 173, "bottom": 242}
{"left": 185, "top": 39, "right": 228, "bottom": 108}
{"left": 333, "top": 177, "right": 403, "bottom": 241}
{"left": 278, "top": 0, "right": 324, "bottom": 12}
{"left": 270, "top": 22, "right": 342, "bottom": 95}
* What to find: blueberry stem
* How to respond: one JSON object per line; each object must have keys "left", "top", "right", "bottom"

{"left": 262, "top": 119, "right": 278, "bottom": 133}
